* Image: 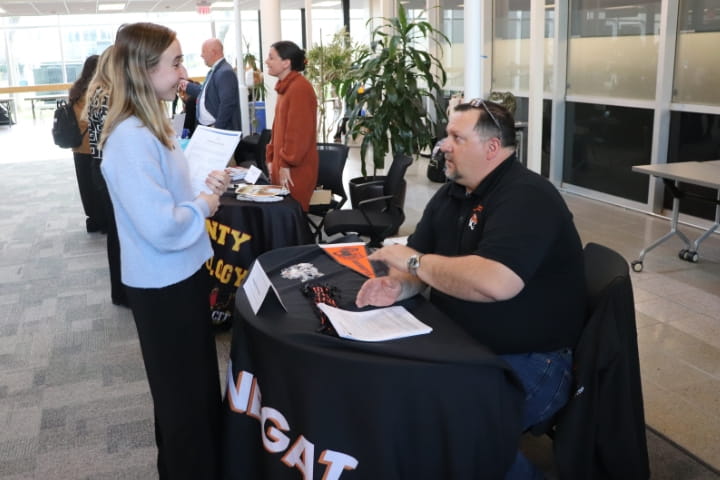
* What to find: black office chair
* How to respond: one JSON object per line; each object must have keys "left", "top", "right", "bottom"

{"left": 255, "top": 128, "right": 272, "bottom": 177}
{"left": 532, "top": 242, "right": 649, "bottom": 479}
{"left": 323, "top": 154, "right": 412, "bottom": 247}
{"left": 307, "top": 143, "right": 350, "bottom": 241}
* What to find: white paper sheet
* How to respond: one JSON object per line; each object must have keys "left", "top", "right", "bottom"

{"left": 317, "top": 303, "right": 432, "bottom": 342}
{"left": 227, "top": 166, "right": 248, "bottom": 181}
{"left": 171, "top": 112, "right": 186, "bottom": 137}
{"left": 184, "top": 125, "right": 242, "bottom": 196}
{"left": 244, "top": 164, "right": 263, "bottom": 184}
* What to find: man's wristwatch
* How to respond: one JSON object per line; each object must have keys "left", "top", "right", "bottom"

{"left": 407, "top": 254, "right": 424, "bottom": 276}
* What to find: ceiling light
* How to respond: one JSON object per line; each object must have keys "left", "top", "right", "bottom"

{"left": 98, "top": 3, "right": 126, "bottom": 11}
{"left": 312, "top": 1, "right": 341, "bottom": 7}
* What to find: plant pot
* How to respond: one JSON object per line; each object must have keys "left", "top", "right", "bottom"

{"left": 349, "top": 176, "right": 406, "bottom": 212}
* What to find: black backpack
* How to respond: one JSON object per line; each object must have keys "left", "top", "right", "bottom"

{"left": 52, "top": 99, "right": 85, "bottom": 148}
{"left": 426, "top": 139, "right": 447, "bottom": 183}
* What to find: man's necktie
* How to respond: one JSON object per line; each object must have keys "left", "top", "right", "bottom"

{"left": 203, "top": 67, "right": 214, "bottom": 87}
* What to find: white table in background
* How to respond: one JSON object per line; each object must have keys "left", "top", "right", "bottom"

{"left": 631, "top": 161, "right": 720, "bottom": 271}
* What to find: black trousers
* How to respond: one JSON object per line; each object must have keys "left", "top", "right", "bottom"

{"left": 73, "top": 152, "right": 107, "bottom": 232}
{"left": 125, "top": 269, "right": 221, "bottom": 480}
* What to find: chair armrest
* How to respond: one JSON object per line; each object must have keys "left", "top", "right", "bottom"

{"left": 358, "top": 194, "right": 397, "bottom": 243}
{"left": 358, "top": 194, "right": 393, "bottom": 211}
{"left": 353, "top": 178, "right": 384, "bottom": 187}
{"left": 334, "top": 196, "right": 347, "bottom": 210}
{"left": 352, "top": 179, "right": 385, "bottom": 194}
{"left": 358, "top": 196, "right": 391, "bottom": 230}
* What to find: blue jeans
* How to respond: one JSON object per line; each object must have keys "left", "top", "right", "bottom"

{"left": 501, "top": 349, "right": 573, "bottom": 480}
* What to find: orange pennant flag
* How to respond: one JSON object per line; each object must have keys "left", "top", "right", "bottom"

{"left": 319, "top": 243, "right": 376, "bottom": 278}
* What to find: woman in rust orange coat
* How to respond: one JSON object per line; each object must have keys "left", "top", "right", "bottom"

{"left": 264, "top": 40, "right": 318, "bottom": 211}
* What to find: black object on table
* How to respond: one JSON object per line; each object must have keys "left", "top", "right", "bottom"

{"left": 221, "top": 244, "right": 524, "bottom": 479}
{"left": 205, "top": 194, "right": 313, "bottom": 327}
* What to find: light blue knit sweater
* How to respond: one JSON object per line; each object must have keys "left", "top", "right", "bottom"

{"left": 101, "top": 116, "right": 212, "bottom": 288}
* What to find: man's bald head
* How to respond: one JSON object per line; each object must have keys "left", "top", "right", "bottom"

{"left": 201, "top": 38, "right": 224, "bottom": 67}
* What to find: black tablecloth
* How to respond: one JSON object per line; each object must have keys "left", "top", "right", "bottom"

{"left": 221, "top": 244, "right": 524, "bottom": 479}
{"left": 205, "top": 194, "right": 313, "bottom": 325}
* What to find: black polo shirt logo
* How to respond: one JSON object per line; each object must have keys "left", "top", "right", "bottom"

{"left": 468, "top": 204, "right": 484, "bottom": 231}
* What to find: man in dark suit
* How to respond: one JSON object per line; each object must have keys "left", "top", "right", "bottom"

{"left": 182, "top": 38, "right": 241, "bottom": 132}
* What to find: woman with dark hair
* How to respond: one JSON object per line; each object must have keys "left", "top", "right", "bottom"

{"left": 264, "top": 40, "right": 318, "bottom": 211}
{"left": 85, "top": 45, "right": 127, "bottom": 307}
{"left": 100, "top": 22, "right": 229, "bottom": 479}
{"left": 69, "top": 54, "right": 105, "bottom": 232}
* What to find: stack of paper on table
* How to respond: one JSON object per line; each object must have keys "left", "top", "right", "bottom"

{"left": 317, "top": 303, "right": 432, "bottom": 342}
{"left": 227, "top": 167, "right": 248, "bottom": 181}
{"left": 235, "top": 184, "right": 289, "bottom": 203}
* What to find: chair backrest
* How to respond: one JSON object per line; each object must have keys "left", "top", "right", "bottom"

{"left": 551, "top": 242, "right": 649, "bottom": 479}
{"left": 382, "top": 154, "right": 413, "bottom": 211}
{"left": 256, "top": 129, "right": 272, "bottom": 176}
{"left": 316, "top": 143, "right": 350, "bottom": 208}
{"left": 583, "top": 242, "right": 630, "bottom": 317}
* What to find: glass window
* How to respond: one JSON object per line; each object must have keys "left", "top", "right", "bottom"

{"left": 349, "top": 0, "right": 371, "bottom": 45}
{"left": 403, "top": 0, "right": 429, "bottom": 53}
{"left": 564, "top": 102, "right": 652, "bottom": 202}
{"left": 440, "top": 0, "right": 465, "bottom": 92}
{"left": 673, "top": 0, "right": 720, "bottom": 105}
{"left": 665, "top": 112, "right": 720, "bottom": 220}
{"left": 12, "top": 27, "right": 63, "bottom": 85}
{"left": 177, "top": 20, "right": 221, "bottom": 76}
{"left": 59, "top": 26, "right": 112, "bottom": 83}
{"left": 508, "top": 97, "right": 552, "bottom": 177}
{"left": 0, "top": 32, "right": 8, "bottom": 88}
{"left": 217, "top": 10, "right": 262, "bottom": 76}
{"left": 492, "top": 0, "right": 555, "bottom": 93}
{"left": 567, "top": 0, "right": 661, "bottom": 99}
{"left": 311, "top": 5, "right": 346, "bottom": 48}
{"left": 281, "top": 9, "right": 305, "bottom": 48}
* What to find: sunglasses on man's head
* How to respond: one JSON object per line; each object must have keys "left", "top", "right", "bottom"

{"left": 466, "top": 98, "right": 503, "bottom": 133}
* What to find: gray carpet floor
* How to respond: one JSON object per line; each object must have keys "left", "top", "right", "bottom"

{"left": 0, "top": 158, "right": 718, "bottom": 478}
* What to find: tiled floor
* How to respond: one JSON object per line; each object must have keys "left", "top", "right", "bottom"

{"left": 1, "top": 115, "right": 719, "bottom": 476}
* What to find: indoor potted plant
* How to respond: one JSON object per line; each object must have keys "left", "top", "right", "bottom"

{"left": 339, "top": 4, "right": 449, "bottom": 180}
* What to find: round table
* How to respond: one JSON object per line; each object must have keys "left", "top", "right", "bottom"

{"left": 221, "top": 244, "right": 524, "bottom": 479}
{"left": 205, "top": 194, "right": 313, "bottom": 327}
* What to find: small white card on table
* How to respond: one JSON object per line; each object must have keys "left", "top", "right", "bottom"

{"left": 243, "top": 260, "right": 286, "bottom": 314}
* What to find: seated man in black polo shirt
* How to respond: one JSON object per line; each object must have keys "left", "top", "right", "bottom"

{"left": 356, "top": 99, "right": 586, "bottom": 479}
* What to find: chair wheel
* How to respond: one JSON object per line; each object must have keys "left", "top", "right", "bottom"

{"left": 631, "top": 260, "right": 643, "bottom": 272}
{"left": 679, "top": 249, "right": 699, "bottom": 262}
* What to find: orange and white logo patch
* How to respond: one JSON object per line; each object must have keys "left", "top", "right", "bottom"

{"left": 468, "top": 204, "right": 484, "bottom": 231}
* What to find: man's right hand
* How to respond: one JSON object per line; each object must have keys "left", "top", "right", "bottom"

{"left": 355, "top": 276, "right": 403, "bottom": 308}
